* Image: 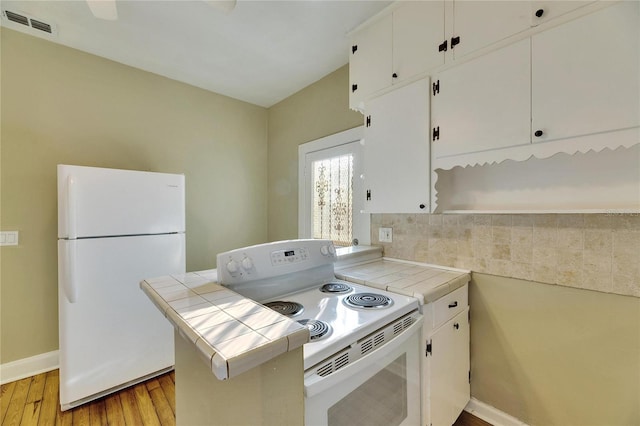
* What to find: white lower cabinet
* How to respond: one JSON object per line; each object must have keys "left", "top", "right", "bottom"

{"left": 421, "top": 285, "right": 470, "bottom": 426}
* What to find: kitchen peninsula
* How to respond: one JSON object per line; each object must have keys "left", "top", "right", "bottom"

{"left": 141, "top": 246, "right": 471, "bottom": 426}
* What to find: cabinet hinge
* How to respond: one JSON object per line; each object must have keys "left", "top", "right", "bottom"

{"left": 351, "top": 84, "right": 358, "bottom": 93}
{"left": 432, "top": 126, "right": 440, "bottom": 141}
{"left": 351, "top": 45, "right": 358, "bottom": 54}
{"left": 432, "top": 80, "right": 440, "bottom": 96}
{"left": 426, "top": 340, "right": 432, "bottom": 356}
{"left": 468, "top": 309, "right": 471, "bottom": 323}
{"left": 438, "top": 39, "right": 447, "bottom": 52}
{"left": 469, "top": 370, "right": 472, "bottom": 383}
{"left": 366, "top": 115, "right": 371, "bottom": 127}
{"left": 451, "top": 36, "right": 461, "bottom": 48}
{"left": 366, "top": 189, "right": 371, "bottom": 201}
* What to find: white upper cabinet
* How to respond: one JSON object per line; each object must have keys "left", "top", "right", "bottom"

{"left": 431, "top": 39, "right": 531, "bottom": 158}
{"left": 349, "top": 15, "right": 392, "bottom": 112}
{"left": 363, "top": 79, "right": 430, "bottom": 213}
{"left": 530, "top": 0, "right": 595, "bottom": 26}
{"left": 531, "top": 1, "right": 640, "bottom": 143}
{"left": 349, "top": 2, "right": 442, "bottom": 111}
{"left": 392, "top": 1, "right": 446, "bottom": 82}
{"left": 449, "top": 1, "right": 531, "bottom": 60}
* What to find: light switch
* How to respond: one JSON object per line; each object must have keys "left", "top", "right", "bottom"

{"left": 0, "top": 231, "right": 19, "bottom": 246}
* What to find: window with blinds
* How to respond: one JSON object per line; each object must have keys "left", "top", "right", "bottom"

{"left": 311, "top": 154, "right": 353, "bottom": 246}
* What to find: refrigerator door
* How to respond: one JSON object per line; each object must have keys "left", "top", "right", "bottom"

{"left": 58, "top": 165, "right": 185, "bottom": 239}
{"left": 58, "top": 233, "right": 185, "bottom": 409}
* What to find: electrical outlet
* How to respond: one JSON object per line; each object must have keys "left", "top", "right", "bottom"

{"left": 379, "top": 227, "right": 393, "bottom": 243}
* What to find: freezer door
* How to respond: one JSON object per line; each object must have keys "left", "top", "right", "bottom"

{"left": 58, "top": 165, "right": 185, "bottom": 239}
{"left": 58, "top": 233, "right": 185, "bottom": 409}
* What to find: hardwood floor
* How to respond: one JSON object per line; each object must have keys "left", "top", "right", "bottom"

{"left": 1, "top": 370, "right": 175, "bottom": 426}
{"left": 1, "top": 369, "right": 490, "bottom": 426}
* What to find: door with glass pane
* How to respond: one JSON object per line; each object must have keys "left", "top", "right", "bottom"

{"left": 302, "top": 139, "right": 368, "bottom": 246}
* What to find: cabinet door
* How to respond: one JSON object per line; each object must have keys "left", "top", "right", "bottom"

{"left": 428, "top": 308, "right": 470, "bottom": 426}
{"left": 349, "top": 15, "right": 392, "bottom": 111}
{"left": 532, "top": 1, "right": 640, "bottom": 143}
{"left": 451, "top": 0, "right": 531, "bottom": 60}
{"left": 530, "top": 0, "right": 595, "bottom": 26}
{"left": 363, "top": 79, "right": 430, "bottom": 213}
{"left": 393, "top": 1, "right": 445, "bottom": 82}
{"left": 432, "top": 38, "right": 531, "bottom": 158}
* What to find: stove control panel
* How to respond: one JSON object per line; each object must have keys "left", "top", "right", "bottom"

{"left": 216, "top": 239, "right": 337, "bottom": 285}
{"left": 270, "top": 247, "right": 308, "bottom": 265}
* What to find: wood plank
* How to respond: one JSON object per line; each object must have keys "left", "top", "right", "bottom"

{"left": 1, "top": 380, "right": 17, "bottom": 423}
{"left": 19, "top": 372, "right": 46, "bottom": 426}
{"left": 146, "top": 385, "right": 174, "bottom": 426}
{"left": 144, "top": 379, "right": 161, "bottom": 392}
{"left": 132, "top": 383, "right": 160, "bottom": 426}
{"left": 55, "top": 405, "right": 73, "bottom": 426}
{"left": 39, "top": 370, "right": 60, "bottom": 426}
{"left": 103, "top": 394, "right": 125, "bottom": 426}
{"left": 3, "top": 376, "right": 32, "bottom": 425}
{"left": 71, "top": 403, "right": 90, "bottom": 426}
{"left": 157, "top": 375, "right": 175, "bottom": 415}
{"left": 88, "top": 399, "right": 107, "bottom": 426}
{"left": 118, "top": 387, "right": 143, "bottom": 426}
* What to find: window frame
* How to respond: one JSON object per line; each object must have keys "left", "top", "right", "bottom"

{"left": 298, "top": 126, "right": 370, "bottom": 246}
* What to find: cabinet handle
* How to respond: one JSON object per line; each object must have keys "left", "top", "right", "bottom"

{"left": 454, "top": 323, "right": 460, "bottom": 330}
{"left": 448, "top": 301, "right": 458, "bottom": 308}
{"left": 392, "top": 73, "right": 398, "bottom": 79}
{"left": 352, "top": 45, "right": 358, "bottom": 54}
{"left": 438, "top": 40, "right": 448, "bottom": 52}
{"left": 535, "top": 8, "right": 544, "bottom": 18}
{"left": 534, "top": 130, "right": 544, "bottom": 137}
{"left": 419, "top": 204, "right": 426, "bottom": 210}
{"left": 451, "top": 36, "right": 460, "bottom": 48}
{"left": 351, "top": 84, "right": 358, "bottom": 93}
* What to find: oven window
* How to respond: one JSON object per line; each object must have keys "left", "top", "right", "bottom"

{"left": 327, "top": 354, "right": 408, "bottom": 426}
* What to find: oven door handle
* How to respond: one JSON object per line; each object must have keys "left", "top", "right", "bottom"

{"left": 304, "top": 314, "right": 423, "bottom": 398}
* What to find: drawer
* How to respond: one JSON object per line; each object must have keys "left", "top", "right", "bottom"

{"left": 433, "top": 284, "right": 468, "bottom": 329}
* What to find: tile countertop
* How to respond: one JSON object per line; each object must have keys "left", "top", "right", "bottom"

{"left": 335, "top": 258, "right": 470, "bottom": 304}
{"left": 140, "top": 269, "right": 309, "bottom": 381}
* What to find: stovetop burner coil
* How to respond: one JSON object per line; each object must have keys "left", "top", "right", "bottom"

{"left": 264, "top": 301, "right": 304, "bottom": 317}
{"left": 297, "top": 319, "right": 331, "bottom": 341}
{"left": 319, "top": 282, "right": 352, "bottom": 294}
{"left": 343, "top": 293, "right": 393, "bottom": 309}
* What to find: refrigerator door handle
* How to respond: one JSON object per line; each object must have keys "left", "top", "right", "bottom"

{"left": 61, "top": 241, "right": 78, "bottom": 303}
{"left": 67, "top": 175, "right": 78, "bottom": 240}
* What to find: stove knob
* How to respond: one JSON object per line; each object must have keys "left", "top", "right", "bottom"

{"left": 320, "top": 245, "right": 329, "bottom": 256}
{"left": 226, "top": 260, "right": 239, "bottom": 274}
{"left": 241, "top": 257, "right": 254, "bottom": 270}
{"left": 328, "top": 245, "right": 336, "bottom": 255}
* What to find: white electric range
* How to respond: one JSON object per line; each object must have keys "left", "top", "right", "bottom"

{"left": 217, "top": 239, "right": 423, "bottom": 426}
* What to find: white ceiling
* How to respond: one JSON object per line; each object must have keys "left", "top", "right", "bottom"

{"left": 0, "top": 0, "right": 392, "bottom": 107}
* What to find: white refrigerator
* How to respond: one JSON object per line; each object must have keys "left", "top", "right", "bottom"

{"left": 57, "top": 164, "right": 185, "bottom": 410}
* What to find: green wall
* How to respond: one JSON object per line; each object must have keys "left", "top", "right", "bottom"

{"left": 1, "top": 28, "right": 268, "bottom": 363}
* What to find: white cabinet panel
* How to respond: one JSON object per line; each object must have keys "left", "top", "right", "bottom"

{"left": 427, "top": 308, "right": 470, "bottom": 426}
{"left": 532, "top": 1, "right": 640, "bottom": 143}
{"left": 451, "top": 0, "right": 531, "bottom": 59}
{"left": 530, "top": 0, "right": 595, "bottom": 26}
{"left": 393, "top": 1, "right": 445, "bottom": 82}
{"left": 363, "top": 78, "right": 430, "bottom": 213}
{"left": 432, "top": 38, "right": 531, "bottom": 158}
{"left": 349, "top": 15, "right": 392, "bottom": 111}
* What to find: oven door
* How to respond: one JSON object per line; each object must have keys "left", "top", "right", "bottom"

{"left": 304, "top": 317, "right": 422, "bottom": 426}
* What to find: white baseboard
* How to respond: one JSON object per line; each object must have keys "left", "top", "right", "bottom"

{"left": 0, "top": 350, "right": 59, "bottom": 385}
{"left": 465, "top": 397, "right": 529, "bottom": 426}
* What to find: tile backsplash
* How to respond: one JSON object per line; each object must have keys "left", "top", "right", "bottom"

{"left": 371, "top": 214, "right": 640, "bottom": 298}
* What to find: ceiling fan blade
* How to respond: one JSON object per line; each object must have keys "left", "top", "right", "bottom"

{"left": 203, "top": 0, "right": 237, "bottom": 14}
{"left": 86, "top": 0, "right": 118, "bottom": 20}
